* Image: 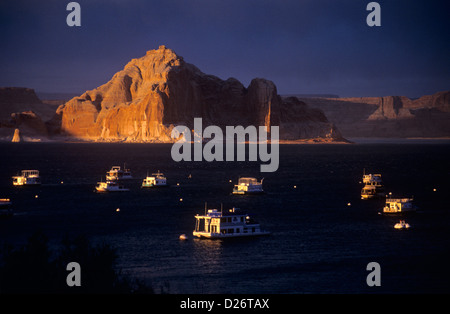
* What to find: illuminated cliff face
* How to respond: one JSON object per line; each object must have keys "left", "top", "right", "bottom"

{"left": 58, "top": 45, "right": 342, "bottom": 142}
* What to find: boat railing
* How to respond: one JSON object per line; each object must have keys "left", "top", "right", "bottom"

{"left": 386, "top": 198, "right": 413, "bottom": 203}
{"left": 21, "top": 170, "right": 39, "bottom": 177}
{"left": 238, "top": 177, "right": 260, "bottom": 185}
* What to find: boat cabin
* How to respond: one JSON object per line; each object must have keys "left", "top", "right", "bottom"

{"left": 142, "top": 171, "right": 167, "bottom": 187}
{"left": 106, "top": 165, "right": 132, "bottom": 180}
{"left": 383, "top": 198, "right": 415, "bottom": 213}
{"left": 12, "top": 170, "right": 41, "bottom": 186}
{"left": 363, "top": 174, "right": 383, "bottom": 186}
{"left": 232, "top": 177, "right": 264, "bottom": 195}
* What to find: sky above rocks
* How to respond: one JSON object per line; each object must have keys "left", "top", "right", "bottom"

{"left": 0, "top": 0, "right": 448, "bottom": 98}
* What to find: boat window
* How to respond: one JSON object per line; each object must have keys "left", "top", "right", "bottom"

{"left": 197, "top": 219, "right": 205, "bottom": 232}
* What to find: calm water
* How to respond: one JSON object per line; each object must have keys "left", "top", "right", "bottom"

{"left": 1, "top": 142, "right": 450, "bottom": 293}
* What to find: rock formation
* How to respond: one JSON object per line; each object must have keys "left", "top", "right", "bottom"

{"left": 298, "top": 91, "right": 450, "bottom": 138}
{"left": 0, "top": 87, "right": 55, "bottom": 141}
{"left": 57, "top": 46, "right": 345, "bottom": 142}
{"left": 12, "top": 128, "right": 20, "bottom": 142}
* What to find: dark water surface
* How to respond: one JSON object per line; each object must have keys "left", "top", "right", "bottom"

{"left": 1, "top": 142, "right": 449, "bottom": 293}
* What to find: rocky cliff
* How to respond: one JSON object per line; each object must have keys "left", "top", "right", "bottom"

{"left": 299, "top": 91, "right": 450, "bottom": 138}
{"left": 56, "top": 46, "right": 345, "bottom": 142}
{"left": 0, "top": 87, "right": 56, "bottom": 141}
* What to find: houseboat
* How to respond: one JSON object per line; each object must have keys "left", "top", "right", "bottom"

{"left": 383, "top": 197, "right": 416, "bottom": 214}
{"left": 106, "top": 165, "right": 132, "bottom": 181}
{"left": 232, "top": 177, "right": 264, "bottom": 195}
{"left": 0, "top": 198, "right": 13, "bottom": 218}
{"left": 142, "top": 171, "right": 168, "bottom": 188}
{"left": 193, "top": 207, "right": 270, "bottom": 239}
{"left": 12, "top": 170, "right": 41, "bottom": 186}
{"left": 95, "top": 180, "right": 129, "bottom": 192}
{"left": 361, "top": 172, "right": 384, "bottom": 199}
{"left": 394, "top": 220, "right": 411, "bottom": 229}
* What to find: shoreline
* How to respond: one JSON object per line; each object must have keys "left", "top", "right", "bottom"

{"left": 1, "top": 137, "right": 449, "bottom": 144}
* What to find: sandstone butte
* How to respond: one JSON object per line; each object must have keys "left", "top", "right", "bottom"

{"left": 56, "top": 45, "right": 345, "bottom": 143}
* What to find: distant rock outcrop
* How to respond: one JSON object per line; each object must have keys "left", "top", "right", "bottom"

{"left": 298, "top": 91, "right": 450, "bottom": 138}
{"left": 12, "top": 128, "right": 20, "bottom": 142}
{"left": 57, "top": 46, "right": 345, "bottom": 142}
{"left": 0, "top": 87, "right": 55, "bottom": 141}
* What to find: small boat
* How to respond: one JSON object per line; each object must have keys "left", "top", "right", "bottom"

{"left": 383, "top": 197, "right": 416, "bottom": 214}
{"left": 95, "top": 180, "right": 129, "bottom": 192}
{"left": 106, "top": 165, "right": 132, "bottom": 181}
{"left": 394, "top": 220, "right": 410, "bottom": 229}
{"left": 193, "top": 206, "right": 270, "bottom": 239}
{"left": 361, "top": 171, "right": 384, "bottom": 199}
{"left": 232, "top": 177, "right": 264, "bottom": 195}
{"left": 0, "top": 198, "right": 13, "bottom": 218}
{"left": 12, "top": 170, "right": 41, "bottom": 186}
{"left": 142, "top": 170, "right": 168, "bottom": 188}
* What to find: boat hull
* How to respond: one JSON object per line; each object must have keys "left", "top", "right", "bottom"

{"left": 96, "top": 187, "right": 129, "bottom": 192}
{"left": 193, "top": 231, "right": 271, "bottom": 239}
{"left": 141, "top": 183, "right": 169, "bottom": 188}
{"left": 232, "top": 189, "right": 265, "bottom": 195}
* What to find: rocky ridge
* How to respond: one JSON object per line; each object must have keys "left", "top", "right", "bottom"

{"left": 299, "top": 91, "right": 450, "bottom": 138}
{"left": 0, "top": 87, "right": 55, "bottom": 141}
{"left": 56, "top": 46, "right": 345, "bottom": 143}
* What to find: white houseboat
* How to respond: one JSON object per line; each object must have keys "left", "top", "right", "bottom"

{"left": 193, "top": 207, "right": 270, "bottom": 239}
{"left": 12, "top": 170, "right": 41, "bottom": 186}
{"left": 361, "top": 172, "right": 384, "bottom": 199}
{"left": 383, "top": 197, "right": 416, "bottom": 214}
{"left": 95, "top": 180, "right": 129, "bottom": 192}
{"left": 394, "top": 220, "right": 411, "bottom": 229}
{"left": 232, "top": 177, "right": 264, "bottom": 195}
{"left": 0, "top": 198, "right": 13, "bottom": 218}
{"left": 142, "top": 171, "right": 168, "bottom": 188}
{"left": 106, "top": 165, "right": 132, "bottom": 181}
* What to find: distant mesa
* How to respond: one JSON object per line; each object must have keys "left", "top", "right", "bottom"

{"left": 298, "top": 91, "right": 450, "bottom": 138}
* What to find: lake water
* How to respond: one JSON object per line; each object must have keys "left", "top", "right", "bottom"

{"left": 1, "top": 142, "right": 449, "bottom": 293}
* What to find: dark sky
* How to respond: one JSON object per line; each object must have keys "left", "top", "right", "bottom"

{"left": 0, "top": 0, "right": 449, "bottom": 98}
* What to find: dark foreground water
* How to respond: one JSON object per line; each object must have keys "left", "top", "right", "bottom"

{"left": 1, "top": 142, "right": 449, "bottom": 293}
